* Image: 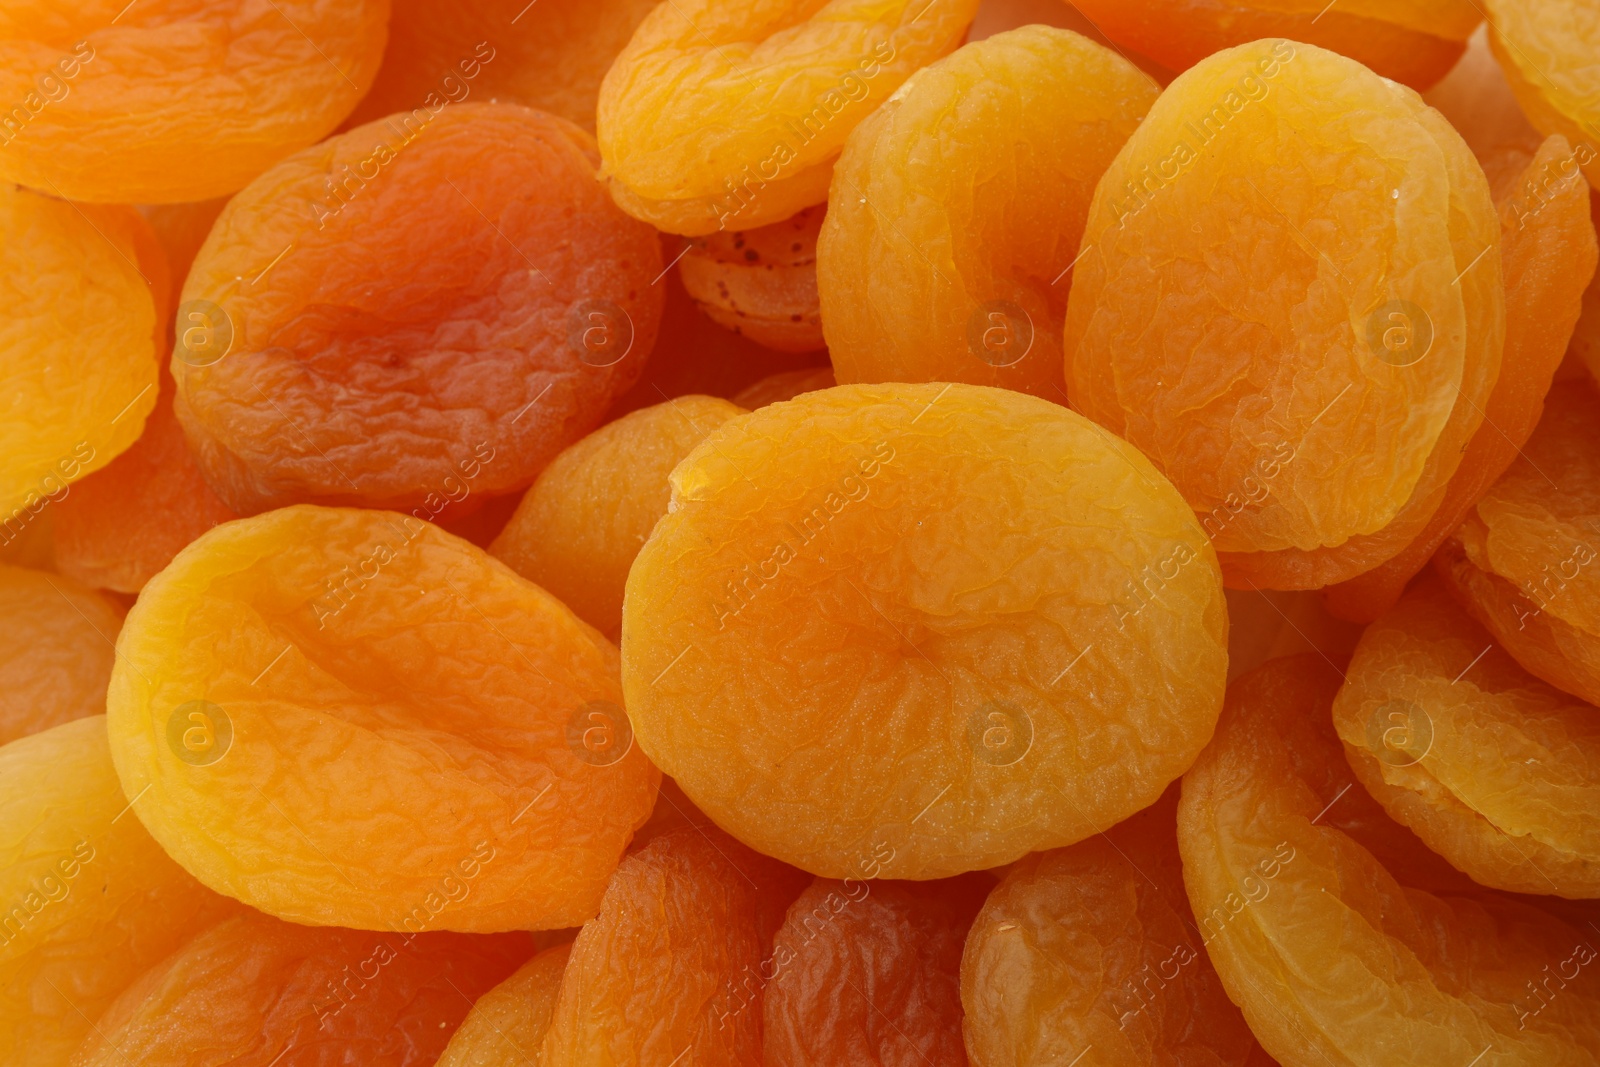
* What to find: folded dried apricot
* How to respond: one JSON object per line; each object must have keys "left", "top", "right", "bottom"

{"left": 0, "top": 1, "right": 388, "bottom": 203}
{"left": 0, "top": 566, "right": 123, "bottom": 745}
{"left": 490, "top": 395, "right": 746, "bottom": 640}
{"left": 596, "top": 0, "right": 980, "bottom": 235}
{"left": 681, "top": 206, "right": 825, "bottom": 352}
{"left": 174, "top": 103, "right": 662, "bottom": 515}
{"left": 622, "top": 383, "right": 1227, "bottom": 879}
{"left": 1, "top": 717, "right": 239, "bottom": 1067}
{"left": 438, "top": 941, "right": 571, "bottom": 1067}
{"left": 106, "top": 505, "right": 659, "bottom": 932}
{"left": 1066, "top": 40, "right": 1505, "bottom": 590}
{"left": 1485, "top": 0, "right": 1600, "bottom": 186}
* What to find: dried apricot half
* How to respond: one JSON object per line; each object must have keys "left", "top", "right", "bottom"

{"left": 1485, "top": 0, "right": 1600, "bottom": 186}
{"left": 820, "top": 26, "right": 1158, "bottom": 400}
{"left": 0, "top": 1, "right": 389, "bottom": 203}
{"left": 622, "top": 382, "right": 1228, "bottom": 879}
{"left": 596, "top": 0, "right": 980, "bottom": 235}
{"left": 437, "top": 941, "right": 571, "bottom": 1067}
{"left": 1065, "top": 40, "right": 1505, "bottom": 590}
{"left": 105, "top": 505, "right": 659, "bottom": 932}
{"left": 681, "top": 206, "right": 825, "bottom": 352}
{"left": 0, "top": 565, "right": 123, "bottom": 745}
{"left": 174, "top": 103, "right": 662, "bottom": 515}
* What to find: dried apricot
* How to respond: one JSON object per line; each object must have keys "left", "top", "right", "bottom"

{"left": 1485, "top": 0, "right": 1600, "bottom": 186}
{"left": 1422, "top": 25, "right": 1541, "bottom": 162}
{"left": 0, "top": 717, "right": 239, "bottom": 1067}
{"left": 961, "top": 790, "right": 1270, "bottom": 1066}
{"left": 596, "top": 0, "right": 980, "bottom": 235}
{"left": 1069, "top": 0, "right": 1479, "bottom": 90}
{"left": 105, "top": 505, "right": 659, "bottom": 931}
{"left": 681, "top": 206, "right": 825, "bottom": 352}
{"left": 1325, "top": 134, "right": 1598, "bottom": 621}
{"left": 1332, "top": 573, "right": 1600, "bottom": 897}
{"left": 1065, "top": 40, "right": 1505, "bottom": 590}
{"left": 70, "top": 912, "right": 530, "bottom": 1067}
{"left": 622, "top": 382, "right": 1228, "bottom": 879}
{"left": 0, "top": 565, "right": 123, "bottom": 745}
{"left": 539, "top": 826, "right": 807, "bottom": 1067}
{"left": 0, "top": 2, "right": 388, "bottom": 203}
{"left": 1572, "top": 191, "right": 1600, "bottom": 386}
{"left": 348, "top": 0, "right": 657, "bottom": 133}
{"left": 731, "top": 366, "right": 837, "bottom": 410}
{"left": 1179, "top": 654, "right": 1600, "bottom": 1065}
{"left": 819, "top": 26, "right": 1158, "bottom": 399}
{"left": 174, "top": 103, "right": 662, "bottom": 515}
{"left": 1, "top": 186, "right": 158, "bottom": 525}
{"left": 438, "top": 942, "right": 571, "bottom": 1067}
{"left": 490, "top": 395, "right": 746, "bottom": 640}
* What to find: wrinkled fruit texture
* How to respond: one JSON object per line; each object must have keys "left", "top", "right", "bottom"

{"left": 1333, "top": 573, "right": 1600, "bottom": 897}
{"left": 1435, "top": 380, "right": 1600, "bottom": 707}
{"left": 490, "top": 395, "right": 746, "bottom": 640}
{"left": 0, "top": 565, "right": 123, "bottom": 745}
{"left": 1066, "top": 41, "right": 1504, "bottom": 591}
{"left": 961, "top": 791, "right": 1271, "bottom": 1066}
{"left": 1575, "top": 192, "right": 1600, "bottom": 386}
{"left": 821, "top": 26, "right": 1157, "bottom": 400}
{"left": 764, "top": 876, "right": 985, "bottom": 1067}
{"left": 0, "top": 0, "right": 389, "bottom": 202}
{"left": 348, "top": 0, "right": 658, "bottom": 132}
{"left": 0, "top": 717, "right": 240, "bottom": 1067}
{"left": 1324, "top": 134, "right": 1599, "bottom": 622}
{"left": 681, "top": 205, "right": 826, "bottom": 352}
{"left": 1069, "top": 0, "right": 1479, "bottom": 90}
{"left": 731, "top": 366, "right": 836, "bottom": 410}
{"left": 69, "top": 912, "right": 531, "bottom": 1067}
{"left": 540, "top": 826, "right": 807, "bottom": 1067}
{"left": 175, "top": 103, "right": 662, "bottom": 515}
{"left": 1, "top": 186, "right": 158, "bottom": 524}
{"left": 1179, "top": 655, "right": 1600, "bottom": 1066}
{"left": 106, "top": 505, "right": 658, "bottom": 931}
{"left": 437, "top": 942, "right": 571, "bottom": 1067}
{"left": 1486, "top": 0, "right": 1600, "bottom": 187}
{"left": 597, "top": 0, "right": 980, "bottom": 235}
{"left": 622, "top": 383, "right": 1228, "bottom": 879}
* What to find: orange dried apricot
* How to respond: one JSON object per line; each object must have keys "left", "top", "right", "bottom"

{"left": 1069, "top": 0, "right": 1479, "bottom": 90}
{"left": 539, "top": 826, "right": 807, "bottom": 1067}
{"left": 437, "top": 941, "right": 571, "bottom": 1067}
{"left": 680, "top": 205, "right": 825, "bottom": 352}
{"left": 819, "top": 26, "right": 1158, "bottom": 399}
{"left": 1485, "top": 0, "right": 1600, "bottom": 187}
{"left": 596, "top": 0, "right": 980, "bottom": 235}
{"left": 70, "top": 912, "right": 530, "bottom": 1066}
{"left": 174, "top": 103, "right": 662, "bottom": 515}
{"left": 490, "top": 395, "right": 746, "bottom": 640}
{"left": 105, "top": 505, "right": 659, "bottom": 931}
{"left": 764, "top": 876, "right": 985, "bottom": 1067}
{"left": 348, "top": 0, "right": 657, "bottom": 133}
{"left": 1179, "top": 654, "right": 1600, "bottom": 1065}
{"left": 622, "top": 382, "right": 1227, "bottom": 879}
{"left": 1572, "top": 191, "right": 1600, "bottom": 386}
{"left": 1325, "top": 134, "right": 1598, "bottom": 621}
{"left": 1065, "top": 40, "right": 1505, "bottom": 591}
{"left": 0, "top": 717, "right": 239, "bottom": 1067}
{"left": 0, "top": 1, "right": 388, "bottom": 203}
{"left": 1, "top": 186, "right": 158, "bottom": 526}
{"left": 1435, "top": 380, "right": 1600, "bottom": 707}
{"left": 1332, "top": 573, "right": 1600, "bottom": 898}
{"left": 731, "top": 366, "right": 837, "bottom": 409}
{"left": 0, "top": 565, "right": 123, "bottom": 745}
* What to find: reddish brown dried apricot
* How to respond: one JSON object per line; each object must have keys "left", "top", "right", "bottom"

{"left": 0, "top": 565, "right": 123, "bottom": 745}
{"left": 438, "top": 942, "right": 572, "bottom": 1067}
{"left": 681, "top": 206, "right": 825, "bottom": 352}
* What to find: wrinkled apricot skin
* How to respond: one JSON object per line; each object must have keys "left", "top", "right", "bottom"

{"left": 438, "top": 942, "right": 571, "bottom": 1067}
{"left": 1, "top": 187, "right": 158, "bottom": 523}
{"left": 820, "top": 26, "right": 1158, "bottom": 400}
{"left": 596, "top": 0, "right": 980, "bottom": 235}
{"left": 1180, "top": 655, "right": 1600, "bottom": 1066}
{"left": 622, "top": 383, "right": 1228, "bottom": 880}
{"left": 1485, "top": 0, "right": 1600, "bottom": 187}
{"left": 0, "top": 1, "right": 389, "bottom": 203}
{"left": 1325, "top": 135, "right": 1598, "bottom": 622}
{"left": 0, "top": 566, "right": 123, "bottom": 745}
{"left": 70, "top": 912, "right": 530, "bottom": 1067}
{"left": 1333, "top": 575, "right": 1600, "bottom": 898}
{"left": 106, "top": 505, "right": 659, "bottom": 932}
{"left": 490, "top": 395, "right": 746, "bottom": 640}
{"left": 1066, "top": 41, "right": 1504, "bottom": 590}
{"left": 681, "top": 206, "right": 826, "bottom": 352}
{"left": 0, "top": 718, "right": 240, "bottom": 1067}
{"left": 174, "top": 103, "right": 663, "bottom": 515}
{"left": 731, "top": 366, "right": 836, "bottom": 410}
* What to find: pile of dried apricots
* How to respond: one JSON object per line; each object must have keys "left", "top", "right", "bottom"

{"left": 3, "top": 0, "right": 1600, "bottom": 1063}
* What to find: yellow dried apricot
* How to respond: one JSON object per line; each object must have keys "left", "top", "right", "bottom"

{"left": 438, "top": 942, "right": 571, "bottom": 1067}
{"left": 0, "top": 565, "right": 123, "bottom": 745}
{"left": 1485, "top": 0, "right": 1600, "bottom": 186}
{"left": 681, "top": 206, "right": 825, "bottom": 352}
{"left": 820, "top": 26, "right": 1158, "bottom": 399}
{"left": 622, "top": 382, "right": 1227, "bottom": 879}
{"left": 106, "top": 505, "right": 659, "bottom": 931}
